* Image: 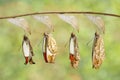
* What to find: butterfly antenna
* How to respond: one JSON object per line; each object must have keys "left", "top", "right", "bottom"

{"left": 86, "top": 37, "right": 94, "bottom": 46}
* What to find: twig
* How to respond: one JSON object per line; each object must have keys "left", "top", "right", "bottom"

{"left": 0, "top": 11, "right": 120, "bottom": 19}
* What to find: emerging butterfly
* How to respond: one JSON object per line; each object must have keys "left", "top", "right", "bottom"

{"left": 22, "top": 35, "right": 35, "bottom": 65}
{"left": 92, "top": 32, "right": 105, "bottom": 69}
{"left": 42, "top": 33, "right": 57, "bottom": 63}
{"left": 69, "top": 33, "right": 80, "bottom": 68}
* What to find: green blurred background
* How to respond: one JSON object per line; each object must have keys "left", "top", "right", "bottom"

{"left": 0, "top": 0, "right": 120, "bottom": 80}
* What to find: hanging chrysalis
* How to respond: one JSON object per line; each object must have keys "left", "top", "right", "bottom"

{"left": 33, "top": 15, "right": 54, "bottom": 31}
{"left": 22, "top": 35, "right": 35, "bottom": 65}
{"left": 86, "top": 14, "right": 105, "bottom": 34}
{"left": 92, "top": 32, "right": 105, "bottom": 69}
{"left": 42, "top": 33, "right": 57, "bottom": 63}
{"left": 8, "top": 18, "right": 31, "bottom": 34}
{"left": 69, "top": 33, "right": 80, "bottom": 68}
{"left": 58, "top": 14, "right": 79, "bottom": 32}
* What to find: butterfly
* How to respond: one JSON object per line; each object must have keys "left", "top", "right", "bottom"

{"left": 22, "top": 35, "right": 35, "bottom": 65}
{"left": 42, "top": 33, "right": 57, "bottom": 63}
{"left": 92, "top": 32, "right": 105, "bottom": 69}
{"left": 69, "top": 33, "right": 80, "bottom": 68}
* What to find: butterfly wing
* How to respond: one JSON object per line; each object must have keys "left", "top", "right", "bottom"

{"left": 22, "top": 38, "right": 30, "bottom": 64}
{"left": 92, "top": 32, "right": 105, "bottom": 69}
{"left": 43, "top": 33, "right": 57, "bottom": 63}
{"left": 42, "top": 34, "right": 48, "bottom": 63}
{"left": 47, "top": 34, "right": 57, "bottom": 63}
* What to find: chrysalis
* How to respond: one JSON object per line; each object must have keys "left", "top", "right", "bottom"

{"left": 86, "top": 15, "right": 105, "bottom": 34}
{"left": 69, "top": 33, "right": 80, "bottom": 68}
{"left": 33, "top": 15, "right": 54, "bottom": 31}
{"left": 22, "top": 35, "right": 35, "bottom": 65}
{"left": 58, "top": 14, "right": 79, "bottom": 32}
{"left": 92, "top": 32, "right": 105, "bottom": 69}
{"left": 8, "top": 18, "right": 31, "bottom": 34}
{"left": 42, "top": 33, "right": 57, "bottom": 63}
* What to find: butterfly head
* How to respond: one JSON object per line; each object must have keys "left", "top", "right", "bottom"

{"left": 71, "top": 33, "right": 75, "bottom": 37}
{"left": 23, "top": 35, "right": 28, "bottom": 41}
{"left": 95, "top": 32, "right": 100, "bottom": 39}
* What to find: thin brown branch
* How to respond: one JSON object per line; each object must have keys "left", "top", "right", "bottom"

{"left": 0, "top": 11, "right": 120, "bottom": 19}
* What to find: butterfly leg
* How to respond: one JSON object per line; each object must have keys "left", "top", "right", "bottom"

{"left": 29, "top": 57, "right": 35, "bottom": 64}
